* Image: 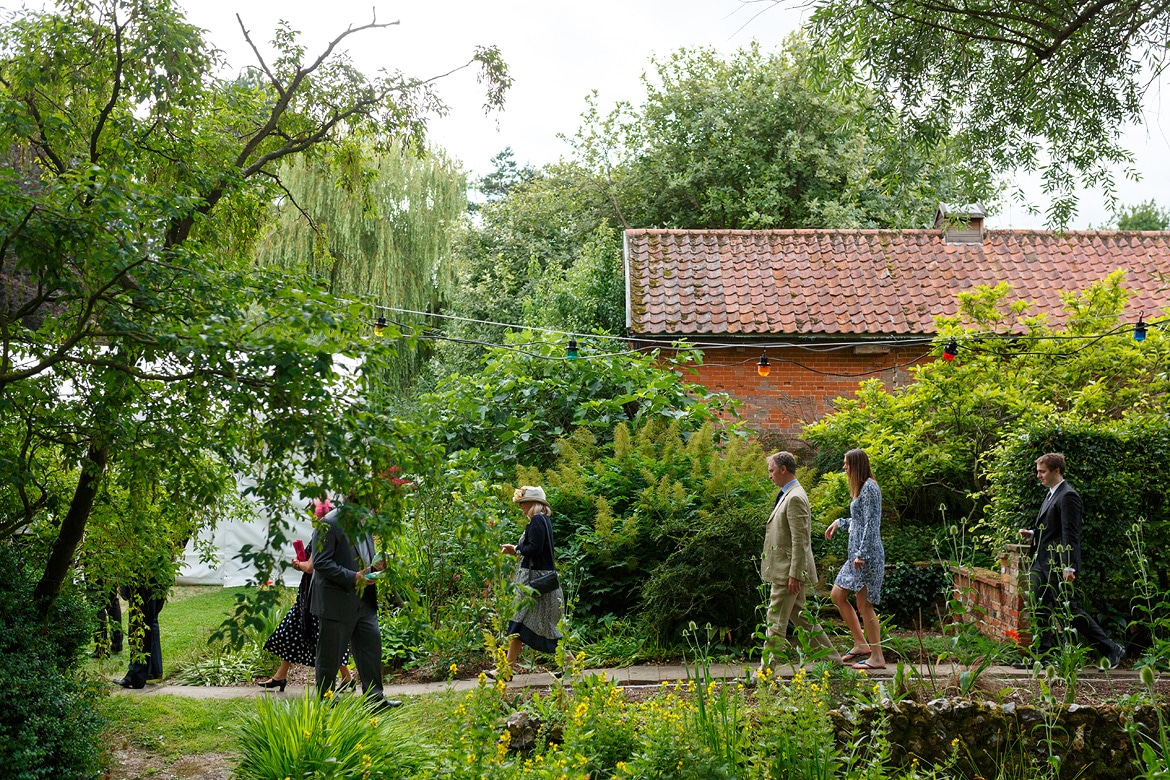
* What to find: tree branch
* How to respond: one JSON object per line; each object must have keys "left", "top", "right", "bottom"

{"left": 90, "top": 7, "right": 125, "bottom": 165}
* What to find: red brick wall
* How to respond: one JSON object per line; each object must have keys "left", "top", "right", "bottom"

{"left": 660, "top": 344, "right": 932, "bottom": 441}
{"left": 949, "top": 544, "right": 1031, "bottom": 644}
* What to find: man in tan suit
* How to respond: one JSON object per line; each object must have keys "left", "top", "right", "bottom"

{"left": 760, "top": 451, "right": 837, "bottom": 665}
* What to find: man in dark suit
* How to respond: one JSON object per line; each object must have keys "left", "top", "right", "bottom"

{"left": 1018, "top": 453, "right": 1124, "bottom": 667}
{"left": 310, "top": 501, "right": 400, "bottom": 708}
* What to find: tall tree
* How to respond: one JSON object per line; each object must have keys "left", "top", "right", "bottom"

{"left": 1117, "top": 199, "right": 1170, "bottom": 231}
{"left": 789, "top": 0, "right": 1170, "bottom": 227}
{"left": 573, "top": 38, "right": 998, "bottom": 231}
{"left": 0, "top": 0, "right": 509, "bottom": 615}
{"left": 254, "top": 141, "right": 468, "bottom": 391}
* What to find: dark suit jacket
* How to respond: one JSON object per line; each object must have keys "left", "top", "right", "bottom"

{"left": 309, "top": 507, "right": 377, "bottom": 620}
{"left": 1029, "top": 480, "right": 1083, "bottom": 575}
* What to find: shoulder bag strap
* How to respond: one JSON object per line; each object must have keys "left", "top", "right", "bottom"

{"left": 545, "top": 515, "right": 557, "bottom": 570}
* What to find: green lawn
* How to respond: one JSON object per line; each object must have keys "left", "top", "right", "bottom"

{"left": 85, "top": 585, "right": 292, "bottom": 682}
{"left": 100, "top": 694, "right": 252, "bottom": 757}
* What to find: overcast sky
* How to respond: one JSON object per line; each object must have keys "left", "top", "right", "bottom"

{"left": 179, "top": 0, "right": 1170, "bottom": 230}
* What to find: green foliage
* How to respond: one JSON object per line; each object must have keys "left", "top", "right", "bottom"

{"left": 417, "top": 332, "right": 739, "bottom": 470}
{"left": 1128, "top": 520, "right": 1170, "bottom": 671}
{"left": 751, "top": 669, "right": 843, "bottom": 780}
{"left": 594, "top": 38, "right": 996, "bottom": 230}
{"left": 806, "top": 274, "right": 1169, "bottom": 548}
{"left": 533, "top": 420, "right": 768, "bottom": 642}
{"left": 99, "top": 695, "right": 248, "bottom": 758}
{"left": 0, "top": 545, "right": 104, "bottom": 779}
{"left": 524, "top": 223, "right": 626, "bottom": 336}
{"left": 985, "top": 419, "right": 1170, "bottom": 620}
{"left": 880, "top": 564, "right": 949, "bottom": 629}
{"left": 254, "top": 141, "right": 468, "bottom": 392}
{"left": 806, "top": 0, "right": 1167, "bottom": 227}
{"left": 1116, "top": 200, "right": 1170, "bottom": 231}
{"left": 0, "top": 0, "right": 508, "bottom": 615}
{"left": 234, "top": 692, "right": 433, "bottom": 780}
{"left": 381, "top": 454, "right": 514, "bottom": 672}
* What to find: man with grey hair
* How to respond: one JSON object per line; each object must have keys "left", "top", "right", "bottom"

{"left": 760, "top": 451, "right": 838, "bottom": 666}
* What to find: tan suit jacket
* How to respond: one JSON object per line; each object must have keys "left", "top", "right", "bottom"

{"left": 760, "top": 481, "right": 819, "bottom": 585}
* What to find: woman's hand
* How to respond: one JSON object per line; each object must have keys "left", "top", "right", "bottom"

{"left": 825, "top": 520, "right": 839, "bottom": 540}
{"left": 501, "top": 544, "right": 517, "bottom": 555}
{"left": 853, "top": 557, "right": 865, "bottom": 570}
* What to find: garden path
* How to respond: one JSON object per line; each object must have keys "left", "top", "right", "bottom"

{"left": 113, "top": 662, "right": 1146, "bottom": 699}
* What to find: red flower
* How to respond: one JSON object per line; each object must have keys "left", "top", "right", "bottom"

{"left": 1005, "top": 629, "right": 1021, "bottom": 644}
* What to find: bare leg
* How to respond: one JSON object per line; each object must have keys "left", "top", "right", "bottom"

{"left": 832, "top": 585, "right": 869, "bottom": 654}
{"left": 855, "top": 587, "right": 884, "bottom": 666}
{"left": 339, "top": 664, "right": 353, "bottom": 683}
{"left": 265, "top": 660, "right": 291, "bottom": 682}
{"left": 505, "top": 637, "right": 523, "bottom": 665}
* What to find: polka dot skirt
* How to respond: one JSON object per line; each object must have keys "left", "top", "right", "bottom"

{"left": 263, "top": 577, "right": 351, "bottom": 667}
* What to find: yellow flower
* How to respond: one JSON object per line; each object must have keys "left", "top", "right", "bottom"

{"left": 450, "top": 663, "right": 459, "bottom": 675}
{"left": 368, "top": 717, "right": 378, "bottom": 727}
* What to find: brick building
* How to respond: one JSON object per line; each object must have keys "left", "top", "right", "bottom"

{"left": 623, "top": 210, "right": 1170, "bottom": 444}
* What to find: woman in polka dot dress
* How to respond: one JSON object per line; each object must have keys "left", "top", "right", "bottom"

{"left": 257, "top": 499, "right": 353, "bottom": 691}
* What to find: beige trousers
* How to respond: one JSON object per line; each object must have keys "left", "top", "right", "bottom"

{"left": 765, "top": 580, "right": 834, "bottom": 652}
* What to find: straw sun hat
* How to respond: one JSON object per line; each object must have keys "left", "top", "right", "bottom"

{"left": 512, "top": 486, "right": 548, "bottom": 505}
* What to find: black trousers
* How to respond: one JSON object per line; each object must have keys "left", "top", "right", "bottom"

{"left": 315, "top": 598, "right": 383, "bottom": 701}
{"left": 1029, "top": 569, "right": 1116, "bottom": 657}
{"left": 122, "top": 587, "right": 165, "bottom": 688}
{"left": 92, "top": 585, "right": 123, "bottom": 655}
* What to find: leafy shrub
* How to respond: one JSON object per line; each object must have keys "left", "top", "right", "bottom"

{"left": 234, "top": 691, "right": 433, "bottom": 779}
{"left": 173, "top": 644, "right": 270, "bottom": 686}
{"left": 533, "top": 420, "right": 769, "bottom": 643}
{"left": 807, "top": 274, "right": 1168, "bottom": 534}
{"left": 881, "top": 563, "right": 950, "bottom": 629}
{"left": 0, "top": 545, "right": 104, "bottom": 780}
{"left": 986, "top": 419, "right": 1170, "bottom": 622}
{"left": 416, "top": 331, "right": 739, "bottom": 469}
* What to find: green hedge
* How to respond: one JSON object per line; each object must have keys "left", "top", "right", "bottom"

{"left": 986, "top": 420, "right": 1170, "bottom": 624}
{"left": 0, "top": 544, "right": 105, "bottom": 779}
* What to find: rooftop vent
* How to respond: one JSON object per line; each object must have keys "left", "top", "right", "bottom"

{"left": 935, "top": 202, "right": 985, "bottom": 244}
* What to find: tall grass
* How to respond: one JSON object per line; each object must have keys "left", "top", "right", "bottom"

{"left": 233, "top": 691, "right": 433, "bottom": 780}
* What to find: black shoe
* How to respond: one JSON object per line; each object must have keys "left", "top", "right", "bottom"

{"left": 257, "top": 677, "right": 288, "bottom": 692}
{"left": 114, "top": 677, "right": 144, "bottom": 689}
{"left": 374, "top": 698, "right": 403, "bottom": 711}
{"left": 1011, "top": 661, "right": 1029, "bottom": 670}
{"left": 1105, "top": 643, "right": 1125, "bottom": 669}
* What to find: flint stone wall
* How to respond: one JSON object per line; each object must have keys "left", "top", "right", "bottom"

{"left": 831, "top": 698, "right": 1169, "bottom": 779}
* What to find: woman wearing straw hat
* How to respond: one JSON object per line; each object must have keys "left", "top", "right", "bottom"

{"left": 489, "top": 485, "right": 566, "bottom": 679}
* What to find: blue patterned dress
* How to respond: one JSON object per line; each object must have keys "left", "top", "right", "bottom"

{"left": 833, "top": 478, "right": 884, "bottom": 604}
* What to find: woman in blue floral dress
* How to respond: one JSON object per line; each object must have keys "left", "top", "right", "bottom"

{"left": 825, "top": 449, "right": 886, "bottom": 669}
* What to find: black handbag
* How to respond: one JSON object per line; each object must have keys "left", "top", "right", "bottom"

{"left": 528, "top": 570, "right": 560, "bottom": 594}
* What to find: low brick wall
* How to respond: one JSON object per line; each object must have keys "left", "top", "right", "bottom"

{"left": 832, "top": 698, "right": 1169, "bottom": 780}
{"left": 949, "top": 544, "right": 1031, "bottom": 644}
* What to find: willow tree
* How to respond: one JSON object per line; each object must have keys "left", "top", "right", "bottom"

{"left": 255, "top": 142, "right": 467, "bottom": 391}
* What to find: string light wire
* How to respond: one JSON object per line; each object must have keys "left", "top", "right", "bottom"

{"left": 370, "top": 304, "right": 1168, "bottom": 374}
